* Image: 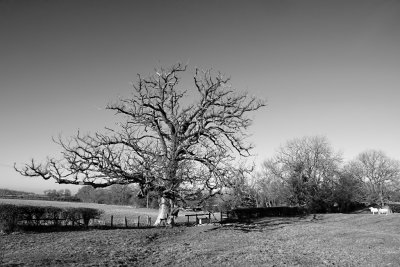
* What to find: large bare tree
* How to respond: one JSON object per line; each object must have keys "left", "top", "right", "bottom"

{"left": 262, "top": 136, "right": 342, "bottom": 211}
{"left": 347, "top": 150, "right": 400, "bottom": 206}
{"left": 15, "top": 63, "right": 265, "bottom": 225}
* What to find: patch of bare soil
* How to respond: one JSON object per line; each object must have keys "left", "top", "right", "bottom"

{"left": 2, "top": 213, "right": 400, "bottom": 266}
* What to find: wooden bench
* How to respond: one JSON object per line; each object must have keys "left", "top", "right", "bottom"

{"left": 185, "top": 212, "right": 211, "bottom": 225}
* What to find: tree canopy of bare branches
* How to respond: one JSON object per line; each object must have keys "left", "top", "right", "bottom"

{"left": 261, "top": 136, "right": 342, "bottom": 211}
{"left": 15, "top": 63, "right": 265, "bottom": 223}
{"left": 346, "top": 150, "right": 400, "bottom": 206}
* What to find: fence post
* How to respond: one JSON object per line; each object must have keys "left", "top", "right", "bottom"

{"left": 110, "top": 215, "right": 113, "bottom": 228}
{"left": 125, "top": 216, "right": 128, "bottom": 228}
{"left": 137, "top": 216, "right": 140, "bottom": 228}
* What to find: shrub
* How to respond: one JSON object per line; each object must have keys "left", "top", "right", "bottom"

{"left": 0, "top": 204, "right": 103, "bottom": 232}
{"left": 0, "top": 204, "right": 22, "bottom": 233}
{"left": 228, "top": 206, "right": 308, "bottom": 222}
{"left": 61, "top": 208, "right": 80, "bottom": 226}
{"left": 387, "top": 203, "right": 400, "bottom": 213}
{"left": 18, "top": 205, "right": 46, "bottom": 226}
{"left": 78, "top": 208, "right": 104, "bottom": 227}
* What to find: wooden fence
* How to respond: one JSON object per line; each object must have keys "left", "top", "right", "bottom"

{"left": 15, "top": 215, "right": 154, "bottom": 229}
{"left": 92, "top": 215, "right": 153, "bottom": 228}
{"left": 18, "top": 212, "right": 232, "bottom": 229}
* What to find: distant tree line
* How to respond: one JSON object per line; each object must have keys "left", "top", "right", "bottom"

{"left": 74, "top": 184, "right": 160, "bottom": 208}
{"left": 44, "top": 189, "right": 71, "bottom": 198}
{"left": 42, "top": 189, "right": 80, "bottom": 202}
{"left": 223, "top": 136, "right": 400, "bottom": 213}
{"left": 0, "top": 188, "right": 80, "bottom": 202}
{"left": 0, "top": 189, "right": 35, "bottom": 197}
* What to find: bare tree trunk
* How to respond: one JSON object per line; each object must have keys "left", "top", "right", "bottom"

{"left": 379, "top": 192, "right": 384, "bottom": 207}
{"left": 154, "top": 196, "right": 170, "bottom": 226}
{"left": 167, "top": 199, "right": 176, "bottom": 226}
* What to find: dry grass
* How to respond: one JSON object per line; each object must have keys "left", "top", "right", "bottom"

{"left": 2, "top": 199, "right": 400, "bottom": 266}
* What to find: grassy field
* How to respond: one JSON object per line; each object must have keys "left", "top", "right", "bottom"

{"left": 2, "top": 199, "right": 400, "bottom": 266}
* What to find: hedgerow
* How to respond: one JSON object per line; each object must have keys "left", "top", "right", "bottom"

{"left": 387, "top": 203, "right": 400, "bottom": 213}
{"left": 0, "top": 204, "right": 21, "bottom": 232}
{"left": 0, "top": 204, "right": 103, "bottom": 233}
{"left": 228, "top": 206, "right": 308, "bottom": 222}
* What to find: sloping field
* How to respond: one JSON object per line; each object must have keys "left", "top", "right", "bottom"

{"left": 2, "top": 211, "right": 400, "bottom": 266}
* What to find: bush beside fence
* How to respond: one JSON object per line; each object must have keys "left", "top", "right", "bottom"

{"left": 0, "top": 204, "right": 103, "bottom": 233}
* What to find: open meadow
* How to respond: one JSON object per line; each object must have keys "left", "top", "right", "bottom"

{"left": 2, "top": 199, "right": 400, "bottom": 266}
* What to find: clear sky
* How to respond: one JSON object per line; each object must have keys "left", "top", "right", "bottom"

{"left": 1, "top": 0, "right": 399, "bottom": 194}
